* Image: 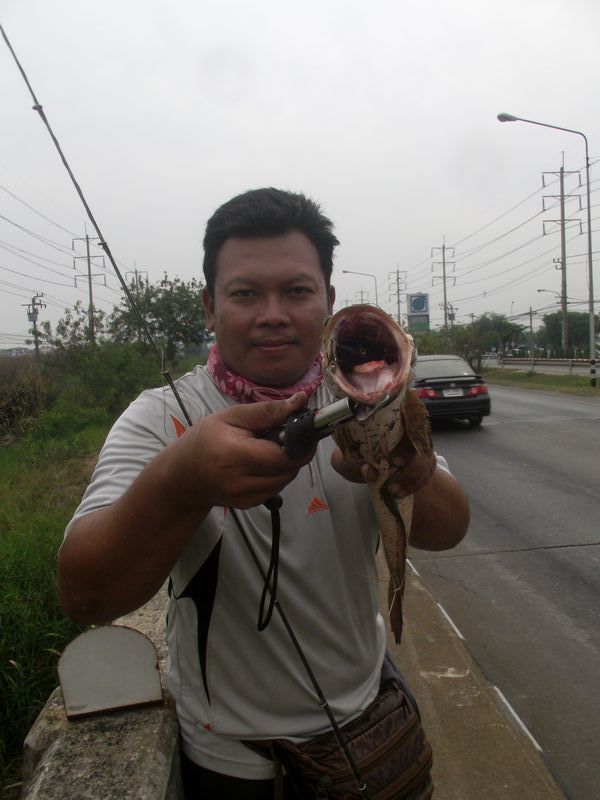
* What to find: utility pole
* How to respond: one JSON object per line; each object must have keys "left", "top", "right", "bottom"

{"left": 529, "top": 306, "right": 535, "bottom": 368}
{"left": 558, "top": 168, "right": 568, "bottom": 354}
{"left": 431, "top": 241, "right": 455, "bottom": 330}
{"left": 446, "top": 302, "right": 458, "bottom": 327}
{"left": 72, "top": 234, "right": 106, "bottom": 344}
{"left": 126, "top": 265, "right": 149, "bottom": 293}
{"left": 542, "top": 161, "right": 582, "bottom": 355}
{"left": 22, "top": 293, "right": 46, "bottom": 365}
{"left": 388, "top": 266, "right": 407, "bottom": 324}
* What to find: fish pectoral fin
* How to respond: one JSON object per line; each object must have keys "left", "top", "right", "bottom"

{"left": 331, "top": 425, "right": 364, "bottom": 463}
{"left": 402, "top": 389, "right": 433, "bottom": 455}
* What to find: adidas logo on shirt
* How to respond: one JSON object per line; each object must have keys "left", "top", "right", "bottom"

{"left": 307, "top": 496, "right": 329, "bottom": 515}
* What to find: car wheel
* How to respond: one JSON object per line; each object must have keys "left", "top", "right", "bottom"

{"left": 470, "top": 416, "right": 483, "bottom": 427}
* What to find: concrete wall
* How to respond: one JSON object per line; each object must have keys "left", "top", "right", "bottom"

{"left": 21, "top": 588, "right": 183, "bottom": 800}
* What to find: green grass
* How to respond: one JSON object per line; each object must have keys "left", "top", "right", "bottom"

{"left": 0, "top": 349, "right": 204, "bottom": 794}
{"left": 0, "top": 424, "right": 109, "bottom": 794}
{"left": 482, "top": 368, "right": 600, "bottom": 397}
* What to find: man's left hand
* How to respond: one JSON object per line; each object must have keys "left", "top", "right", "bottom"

{"left": 331, "top": 436, "right": 437, "bottom": 498}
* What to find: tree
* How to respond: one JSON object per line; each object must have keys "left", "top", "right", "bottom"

{"left": 109, "top": 274, "right": 206, "bottom": 363}
{"left": 413, "top": 314, "right": 527, "bottom": 371}
{"left": 37, "top": 301, "right": 107, "bottom": 350}
{"left": 535, "top": 311, "right": 599, "bottom": 357}
{"left": 412, "top": 329, "right": 453, "bottom": 357}
{"left": 464, "top": 314, "right": 526, "bottom": 357}
{"left": 447, "top": 324, "right": 488, "bottom": 371}
{"left": 32, "top": 302, "right": 160, "bottom": 420}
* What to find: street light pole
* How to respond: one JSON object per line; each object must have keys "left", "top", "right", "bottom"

{"left": 341, "top": 270, "right": 379, "bottom": 306}
{"left": 497, "top": 112, "right": 596, "bottom": 387}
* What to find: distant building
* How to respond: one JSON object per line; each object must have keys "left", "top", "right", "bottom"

{"left": 0, "top": 348, "right": 34, "bottom": 358}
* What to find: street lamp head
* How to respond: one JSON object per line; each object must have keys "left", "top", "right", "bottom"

{"left": 497, "top": 112, "right": 518, "bottom": 123}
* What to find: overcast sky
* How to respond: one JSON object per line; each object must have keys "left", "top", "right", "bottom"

{"left": 1, "top": 0, "right": 599, "bottom": 350}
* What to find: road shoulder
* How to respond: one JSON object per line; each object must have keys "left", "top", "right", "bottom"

{"left": 379, "top": 554, "right": 567, "bottom": 799}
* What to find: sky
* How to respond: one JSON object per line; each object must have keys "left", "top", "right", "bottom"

{"left": 1, "top": 0, "right": 599, "bottom": 351}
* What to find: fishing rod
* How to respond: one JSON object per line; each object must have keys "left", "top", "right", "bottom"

{"left": 2, "top": 22, "right": 387, "bottom": 453}
{"left": 0, "top": 23, "right": 193, "bottom": 427}
{"left": 2, "top": 20, "right": 367, "bottom": 450}
{"left": 1, "top": 26, "right": 375, "bottom": 794}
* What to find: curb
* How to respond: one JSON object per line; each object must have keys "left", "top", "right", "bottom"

{"left": 378, "top": 554, "right": 567, "bottom": 799}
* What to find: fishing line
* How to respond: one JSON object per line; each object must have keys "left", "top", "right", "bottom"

{"left": 231, "top": 504, "right": 370, "bottom": 797}
{"left": 1, "top": 23, "right": 192, "bottom": 427}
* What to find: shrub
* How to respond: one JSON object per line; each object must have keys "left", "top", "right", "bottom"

{"left": 0, "top": 368, "right": 45, "bottom": 442}
{"left": 0, "top": 434, "right": 105, "bottom": 791}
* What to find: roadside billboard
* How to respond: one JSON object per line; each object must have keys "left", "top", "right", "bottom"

{"left": 407, "top": 294, "right": 430, "bottom": 331}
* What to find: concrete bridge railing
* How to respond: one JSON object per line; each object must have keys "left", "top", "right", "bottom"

{"left": 20, "top": 588, "right": 182, "bottom": 800}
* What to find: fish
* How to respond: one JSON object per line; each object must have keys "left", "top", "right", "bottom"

{"left": 322, "top": 304, "right": 434, "bottom": 644}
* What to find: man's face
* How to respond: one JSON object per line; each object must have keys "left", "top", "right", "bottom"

{"left": 203, "top": 231, "right": 335, "bottom": 387}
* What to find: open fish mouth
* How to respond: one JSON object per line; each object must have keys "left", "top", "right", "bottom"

{"left": 323, "top": 305, "right": 414, "bottom": 406}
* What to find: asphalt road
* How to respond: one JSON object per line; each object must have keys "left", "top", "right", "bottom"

{"left": 409, "top": 386, "right": 600, "bottom": 800}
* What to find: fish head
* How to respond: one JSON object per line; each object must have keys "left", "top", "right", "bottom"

{"left": 322, "top": 304, "right": 414, "bottom": 406}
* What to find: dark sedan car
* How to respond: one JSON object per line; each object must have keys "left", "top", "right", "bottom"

{"left": 411, "top": 354, "right": 491, "bottom": 426}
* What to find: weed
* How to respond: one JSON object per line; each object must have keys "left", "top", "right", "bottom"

{"left": 0, "top": 431, "right": 106, "bottom": 791}
{"left": 483, "top": 368, "right": 599, "bottom": 397}
{"left": 0, "top": 341, "right": 206, "bottom": 791}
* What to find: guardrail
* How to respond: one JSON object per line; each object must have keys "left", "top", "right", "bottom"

{"left": 498, "top": 357, "right": 589, "bottom": 364}
{"left": 494, "top": 357, "right": 591, "bottom": 374}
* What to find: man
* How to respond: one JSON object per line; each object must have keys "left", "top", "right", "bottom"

{"left": 59, "top": 188, "right": 469, "bottom": 798}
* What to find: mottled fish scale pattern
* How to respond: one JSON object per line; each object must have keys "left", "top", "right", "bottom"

{"left": 323, "top": 306, "right": 433, "bottom": 643}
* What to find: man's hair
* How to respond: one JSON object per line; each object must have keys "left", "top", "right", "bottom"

{"left": 202, "top": 188, "right": 339, "bottom": 294}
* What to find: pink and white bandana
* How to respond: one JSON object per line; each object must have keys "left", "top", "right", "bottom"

{"left": 207, "top": 344, "right": 323, "bottom": 403}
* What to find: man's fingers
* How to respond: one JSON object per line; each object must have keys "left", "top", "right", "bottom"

{"left": 330, "top": 448, "right": 380, "bottom": 485}
{"left": 229, "top": 468, "right": 303, "bottom": 509}
{"left": 331, "top": 447, "right": 362, "bottom": 482}
{"left": 362, "top": 463, "right": 378, "bottom": 483}
{"left": 385, "top": 452, "right": 437, "bottom": 498}
{"left": 225, "top": 392, "right": 308, "bottom": 434}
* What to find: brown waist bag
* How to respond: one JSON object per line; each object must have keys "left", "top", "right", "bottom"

{"left": 249, "top": 671, "right": 433, "bottom": 799}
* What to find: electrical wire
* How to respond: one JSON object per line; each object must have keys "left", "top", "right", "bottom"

{"left": 1, "top": 24, "right": 193, "bottom": 426}
{"left": 0, "top": 213, "right": 87, "bottom": 256}
{"left": 0, "top": 238, "right": 79, "bottom": 269}
{"left": 403, "top": 177, "right": 600, "bottom": 309}
{"left": 0, "top": 182, "right": 79, "bottom": 237}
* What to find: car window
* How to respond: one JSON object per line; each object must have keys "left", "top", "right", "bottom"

{"left": 414, "top": 358, "right": 474, "bottom": 379}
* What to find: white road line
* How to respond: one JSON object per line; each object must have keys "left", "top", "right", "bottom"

{"left": 407, "top": 558, "right": 420, "bottom": 576}
{"left": 493, "top": 685, "right": 543, "bottom": 752}
{"left": 436, "top": 603, "right": 465, "bottom": 640}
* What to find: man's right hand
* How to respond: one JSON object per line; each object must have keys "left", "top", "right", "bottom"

{"left": 58, "top": 392, "right": 314, "bottom": 624}
{"left": 166, "top": 391, "right": 314, "bottom": 511}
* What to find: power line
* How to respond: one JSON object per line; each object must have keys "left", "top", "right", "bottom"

{"left": 0, "top": 182, "right": 79, "bottom": 236}
{"left": 450, "top": 182, "right": 554, "bottom": 251}
{"left": 0, "top": 242, "right": 121, "bottom": 295}
{"left": 404, "top": 175, "right": 600, "bottom": 311}
{"left": 0, "top": 213, "right": 86, "bottom": 255}
{"left": 0, "top": 265, "right": 117, "bottom": 311}
{"left": 0, "top": 237, "right": 77, "bottom": 269}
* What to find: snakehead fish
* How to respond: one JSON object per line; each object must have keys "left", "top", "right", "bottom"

{"left": 322, "top": 304, "right": 433, "bottom": 644}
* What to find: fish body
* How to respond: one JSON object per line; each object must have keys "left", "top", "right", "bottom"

{"left": 322, "top": 305, "right": 433, "bottom": 643}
